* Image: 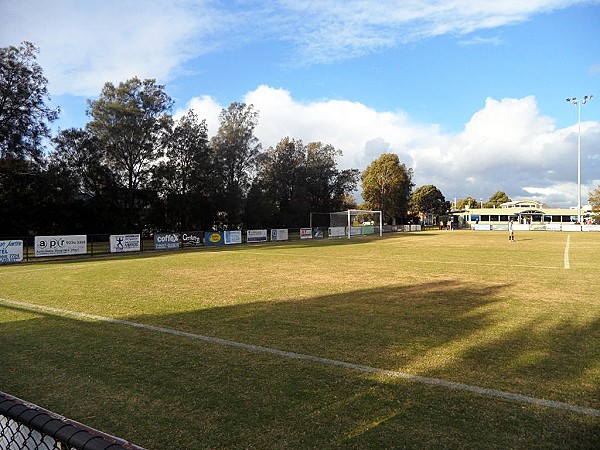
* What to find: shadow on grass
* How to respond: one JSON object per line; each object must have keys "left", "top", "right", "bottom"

{"left": 1, "top": 278, "right": 599, "bottom": 449}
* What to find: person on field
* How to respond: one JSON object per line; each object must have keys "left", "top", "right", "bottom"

{"left": 508, "top": 218, "right": 515, "bottom": 241}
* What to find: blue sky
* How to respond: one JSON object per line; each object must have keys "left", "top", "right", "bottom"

{"left": 1, "top": 0, "right": 599, "bottom": 207}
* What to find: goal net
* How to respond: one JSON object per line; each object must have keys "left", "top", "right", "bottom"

{"left": 328, "top": 210, "right": 382, "bottom": 239}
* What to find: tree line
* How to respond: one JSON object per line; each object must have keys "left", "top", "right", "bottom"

{"left": 7, "top": 42, "right": 583, "bottom": 237}
{"left": 0, "top": 43, "right": 361, "bottom": 235}
{"left": 0, "top": 42, "right": 416, "bottom": 236}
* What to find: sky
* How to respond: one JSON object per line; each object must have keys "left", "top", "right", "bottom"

{"left": 1, "top": 0, "right": 599, "bottom": 208}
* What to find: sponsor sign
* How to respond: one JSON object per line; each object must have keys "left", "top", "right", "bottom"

{"left": 109, "top": 234, "right": 141, "bottom": 253}
{"left": 362, "top": 225, "right": 375, "bottom": 235}
{"left": 349, "top": 226, "right": 363, "bottom": 236}
{"left": 270, "top": 229, "right": 288, "bottom": 241}
{"left": 582, "top": 225, "right": 600, "bottom": 232}
{"left": 181, "top": 231, "right": 203, "bottom": 247}
{"left": 224, "top": 230, "right": 242, "bottom": 245}
{"left": 0, "top": 240, "right": 23, "bottom": 264}
{"left": 300, "top": 228, "right": 312, "bottom": 239}
{"left": 313, "top": 228, "right": 324, "bottom": 238}
{"left": 328, "top": 226, "right": 346, "bottom": 238}
{"left": 35, "top": 235, "right": 87, "bottom": 257}
{"left": 204, "top": 231, "right": 224, "bottom": 246}
{"left": 154, "top": 233, "right": 180, "bottom": 250}
{"left": 247, "top": 229, "right": 268, "bottom": 243}
{"left": 473, "top": 224, "right": 491, "bottom": 231}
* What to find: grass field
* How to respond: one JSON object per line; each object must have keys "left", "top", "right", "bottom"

{"left": 1, "top": 230, "right": 599, "bottom": 449}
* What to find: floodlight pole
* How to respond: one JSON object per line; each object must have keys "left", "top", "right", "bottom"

{"left": 566, "top": 95, "right": 594, "bottom": 224}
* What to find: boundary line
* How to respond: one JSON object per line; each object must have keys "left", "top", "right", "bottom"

{"left": 564, "top": 235, "right": 571, "bottom": 269}
{"left": 1, "top": 297, "right": 598, "bottom": 418}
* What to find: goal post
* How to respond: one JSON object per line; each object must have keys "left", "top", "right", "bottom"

{"left": 327, "top": 209, "right": 383, "bottom": 239}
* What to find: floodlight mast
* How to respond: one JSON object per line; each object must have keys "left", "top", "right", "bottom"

{"left": 566, "top": 95, "right": 594, "bottom": 225}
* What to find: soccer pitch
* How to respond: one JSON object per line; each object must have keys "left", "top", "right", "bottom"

{"left": 1, "top": 230, "right": 599, "bottom": 449}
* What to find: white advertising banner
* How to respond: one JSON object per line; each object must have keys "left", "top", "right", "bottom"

{"left": 110, "top": 234, "right": 141, "bottom": 252}
{"left": 300, "top": 228, "right": 312, "bottom": 239}
{"left": 224, "top": 230, "right": 242, "bottom": 244}
{"left": 349, "top": 226, "right": 363, "bottom": 236}
{"left": 35, "top": 235, "right": 87, "bottom": 257}
{"left": 247, "top": 229, "right": 268, "bottom": 243}
{"left": 270, "top": 229, "right": 288, "bottom": 241}
{"left": 582, "top": 225, "right": 600, "bottom": 232}
{"left": 0, "top": 240, "right": 23, "bottom": 264}
{"left": 328, "top": 226, "right": 346, "bottom": 237}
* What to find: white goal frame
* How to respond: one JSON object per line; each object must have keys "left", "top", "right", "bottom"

{"left": 328, "top": 209, "right": 383, "bottom": 239}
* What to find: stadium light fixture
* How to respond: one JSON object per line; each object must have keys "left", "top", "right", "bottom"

{"left": 566, "top": 94, "right": 594, "bottom": 224}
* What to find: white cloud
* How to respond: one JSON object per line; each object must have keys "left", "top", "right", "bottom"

{"left": 0, "top": 0, "right": 222, "bottom": 96}
{"left": 3, "top": 0, "right": 598, "bottom": 207}
{"left": 1, "top": 0, "right": 593, "bottom": 94}
{"left": 274, "top": 0, "right": 590, "bottom": 63}
{"left": 183, "top": 86, "right": 600, "bottom": 208}
{"left": 175, "top": 95, "right": 222, "bottom": 135}
{"left": 243, "top": 85, "right": 431, "bottom": 170}
{"left": 458, "top": 35, "right": 503, "bottom": 46}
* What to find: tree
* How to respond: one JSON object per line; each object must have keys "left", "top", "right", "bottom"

{"left": 589, "top": 185, "right": 600, "bottom": 216}
{"left": 0, "top": 157, "right": 43, "bottom": 235}
{"left": 361, "top": 153, "right": 413, "bottom": 223}
{"left": 248, "top": 138, "right": 359, "bottom": 228}
{"left": 304, "top": 141, "right": 359, "bottom": 213}
{"left": 457, "top": 196, "right": 478, "bottom": 210}
{"left": 253, "top": 137, "right": 307, "bottom": 227}
{"left": 409, "top": 185, "right": 449, "bottom": 216}
{"left": 86, "top": 77, "right": 173, "bottom": 229}
{"left": 152, "top": 110, "right": 214, "bottom": 230}
{"left": 485, "top": 191, "right": 511, "bottom": 208}
{"left": 0, "top": 42, "right": 59, "bottom": 161}
{"left": 51, "top": 128, "right": 115, "bottom": 198}
{"left": 211, "top": 102, "right": 261, "bottom": 223}
{"left": 49, "top": 128, "right": 121, "bottom": 232}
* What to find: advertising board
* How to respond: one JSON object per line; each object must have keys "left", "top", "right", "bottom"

{"left": 328, "top": 226, "right": 346, "bottom": 238}
{"left": 204, "top": 231, "right": 224, "bottom": 246}
{"left": 0, "top": 240, "right": 23, "bottom": 264}
{"left": 109, "top": 234, "right": 141, "bottom": 252}
{"left": 270, "top": 229, "right": 288, "bottom": 241}
{"left": 247, "top": 229, "right": 267, "bottom": 243}
{"left": 154, "top": 233, "right": 180, "bottom": 250}
{"left": 34, "top": 235, "right": 87, "bottom": 257}
{"left": 224, "top": 230, "right": 242, "bottom": 244}
{"left": 181, "top": 232, "right": 203, "bottom": 247}
{"left": 300, "top": 228, "right": 312, "bottom": 239}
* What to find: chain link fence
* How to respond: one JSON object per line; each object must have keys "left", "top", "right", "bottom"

{"left": 0, "top": 391, "right": 144, "bottom": 450}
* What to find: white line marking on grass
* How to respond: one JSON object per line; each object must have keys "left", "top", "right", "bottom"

{"left": 2, "top": 297, "right": 599, "bottom": 418}
{"left": 234, "top": 251, "right": 563, "bottom": 270}
{"left": 564, "top": 235, "right": 571, "bottom": 269}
